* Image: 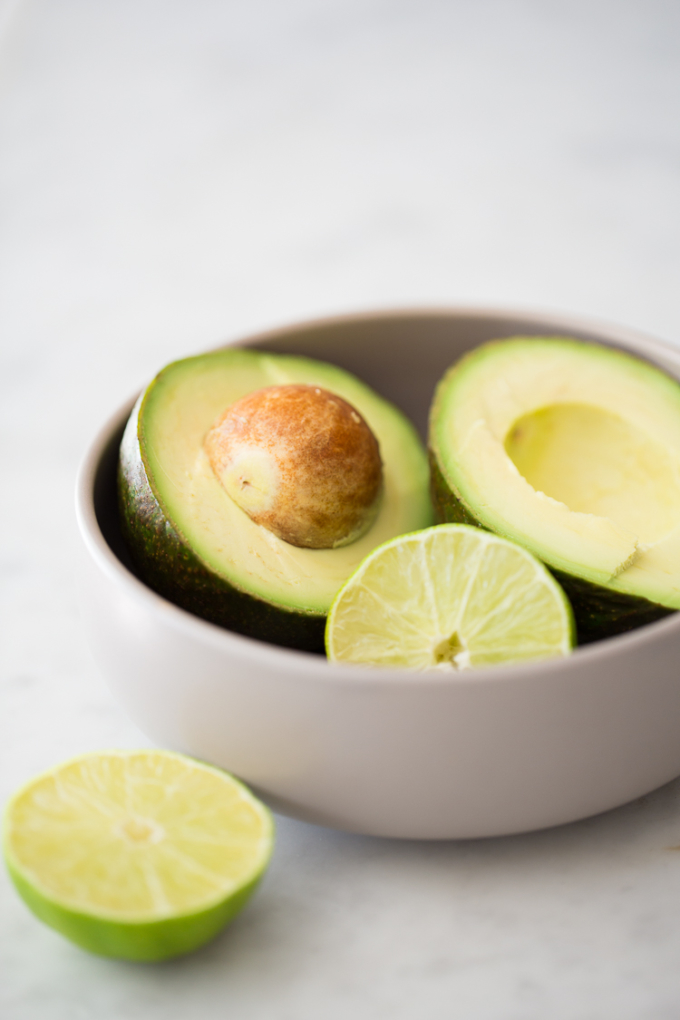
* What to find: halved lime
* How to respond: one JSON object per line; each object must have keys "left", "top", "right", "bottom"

{"left": 326, "top": 524, "right": 575, "bottom": 670}
{"left": 3, "top": 750, "right": 274, "bottom": 961}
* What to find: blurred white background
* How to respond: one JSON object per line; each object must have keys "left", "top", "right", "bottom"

{"left": 2, "top": 3, "right": 680, "bottom": 1018}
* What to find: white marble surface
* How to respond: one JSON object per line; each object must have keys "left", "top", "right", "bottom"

{"left": 2, "top": 1, "right": 680, "bottom": 1016}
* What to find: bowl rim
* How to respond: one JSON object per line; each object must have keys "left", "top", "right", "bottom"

{"left": 75, "top": 303, "right": 680, "bottom": 689}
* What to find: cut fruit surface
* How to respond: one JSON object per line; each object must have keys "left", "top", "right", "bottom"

{"left": 3, "top": 750, "right": 274, "bottom": 961}
{"left": 505, "top": 402, "right": 680, "bottom": 546}
{"left": 325, "top": 524, "right": 574, "bottom": 670}
{"left": 119, "top": 348, "right": 433, "bottom": 650}
{"left": 429, "top": 337, "right": 680, "bottom": 641}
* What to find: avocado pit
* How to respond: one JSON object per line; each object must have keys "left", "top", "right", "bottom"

{"left": 205, "top": 384, "right": 383, "bottom": 549}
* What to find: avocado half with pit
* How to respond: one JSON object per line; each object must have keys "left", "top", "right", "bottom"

{"left": 119, "top": 348, "right": 433, "bottom": 651}
{"left": 429, "top": 337, "right": 680, "bottom": 643}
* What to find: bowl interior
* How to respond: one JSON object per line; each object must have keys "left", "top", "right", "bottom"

{"left": 92, "top": 307, "right": 680, "bottom": 639}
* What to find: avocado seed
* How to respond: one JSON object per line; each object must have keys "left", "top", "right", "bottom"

{"left": 205, "top": 384, "right": 383, "bottom": 549}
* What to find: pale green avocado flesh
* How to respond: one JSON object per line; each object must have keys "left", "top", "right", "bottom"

{"left": 119, "top": 348, "right": 433, "bottom": 650}
{"left": 429, "top": 337, "right": 680, "bottom": 642}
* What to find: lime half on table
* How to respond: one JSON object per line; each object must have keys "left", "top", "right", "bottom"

{"left": 3, "top": 750, "right": 274, "bottom": 961}
{"left": 326, "top": 524, "right": 575, "bottom": 670}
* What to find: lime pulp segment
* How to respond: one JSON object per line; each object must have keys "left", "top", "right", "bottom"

{"left": 3, "top": 750, "right": 274, "bottom": 960}
{"left": 325, "top": 524, "right": 575, "bottom": 670}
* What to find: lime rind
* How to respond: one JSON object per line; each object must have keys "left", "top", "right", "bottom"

{"left": 325, "top": 524, "right": 575, "bottom": 670}
{"left": 3, "top": 750, "right": 274, "bottom": 961}
{"left": 4, "top": 856, "right": 264, "bottom": 961}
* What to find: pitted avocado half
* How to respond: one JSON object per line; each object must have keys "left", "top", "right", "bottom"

{"left": 119, "top": 348, "right": 433, "bottom": 651}
{"left": 429, "top": 337, "right": 680, "bottom": 643}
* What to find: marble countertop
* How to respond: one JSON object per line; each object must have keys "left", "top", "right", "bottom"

{"left": 2, "top": 1, "right": 680, "bottom": 1017}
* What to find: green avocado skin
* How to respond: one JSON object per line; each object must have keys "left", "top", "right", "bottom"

{"left": 429, "top": 451, "right": 673, "bottom": 645}
{"left": 118, "top": 399, "right": 325, "bottom": 653}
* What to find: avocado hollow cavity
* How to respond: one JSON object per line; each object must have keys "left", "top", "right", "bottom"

{"left": 204, "top": 385, "right": 383, "bottom": 550}
{"left": 429, "top": 337, "right": 680, "bottom": 642}
{"left": 504, "top": 403, "right": 680, "bottom": 547}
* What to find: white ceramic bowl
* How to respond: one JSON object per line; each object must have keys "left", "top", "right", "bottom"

{"left": 76, "top": 308, "right": 680, "bottom": 839}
